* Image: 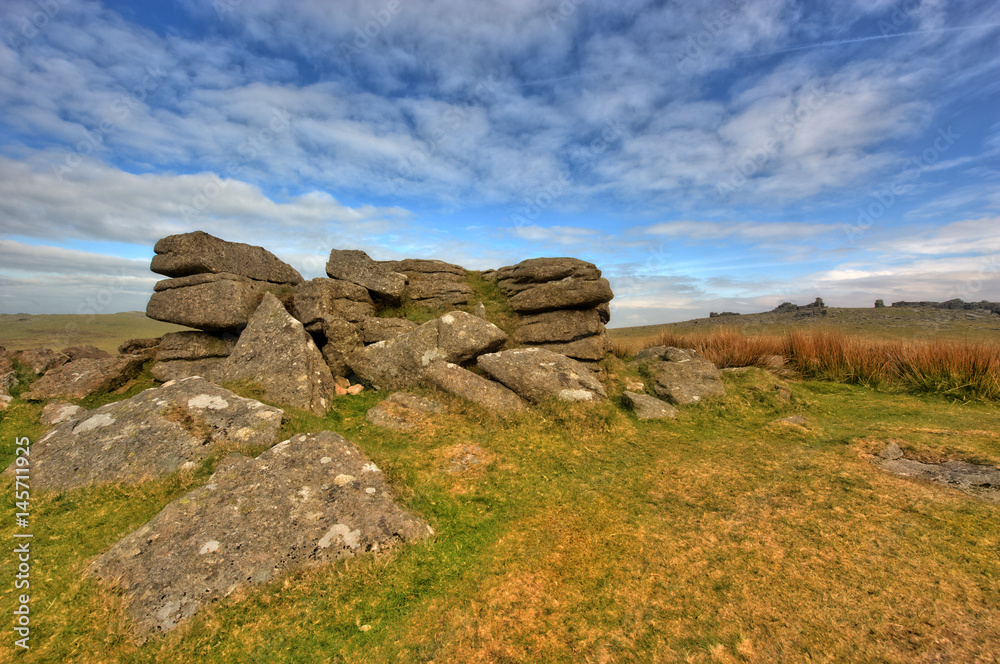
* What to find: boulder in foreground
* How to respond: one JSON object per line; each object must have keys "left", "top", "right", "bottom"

{"left": 90, "top": 431, "right": 432, "bottom": 638}
{"left": 636, "top": 346, "right": 726, "bottom": 405}
{"left": 477, "top": 348, "right": 607, "bottom": 404}
{"left": 22, "top": 355, "right": 145, "bottom": 401}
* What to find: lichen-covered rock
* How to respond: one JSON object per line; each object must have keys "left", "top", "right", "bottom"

{"left": 89, "top": 431, "right": 431, "bottom": 638}
{"left": 529, "top": 333, "right": 611, "bottom": 362}
{"left": 638, "top": 347, "right": 725, "bottom": 405}
{"left": 405, "top": 278, "right": 474, "bottom": 308}
{"left": 291, "top": 278, "right": 374, "bottom": 330}
{"left": 146, "top": 273, "right": 281, "bottom": 331}
{"left": 326, "top": 249, "right": 407, "bottom": 303}
{"left": 622, "top": 391, "right": 678, "bottom": 420}
{"left": 515, "top": 309, "right": 606, "bottom": 344}
{"left": 150, "top": 358, "right": 228, "bottom": 383}
{"left": 13, "top": 347, "right": 68, "bottom": 375}
{"left": 366, "top": 392, "right": 443, "bottom": 431}
{"left": 320, "top": 319, "right": 364, "bottom": 378}
{"left": 61, "top": 345, "right": 111, "bottom": 361}
{"left": 360, "top": 317, "right": 419, "bottom": 344}
{"left": 220, "top": 293, "right": 335, "bottom": 416}
{"left": 156, "top": 331, "right": 238, "bottom": 361}
{"left": 21, "top": 355, "right": 145, "bottom": 401}
{"left": 39, "top": 401, "right": 86, "bottom": 426}
{"left": 507, "top": 278, "right": 614, "bottom": 314}
{"left": 422, "top": 361, "right": 526, "bottom": 413}
{"left": 494, "top": 257, "right": 602, "bottom": 296}
{"left": 151, "top": 230, "right": 303, "bottom": 284}
{"left": 348, "top": 312, "right": 507, "bottom": 390}
{"left": 477, "top": 348, "right": 607, "bottom": 404}
{"left": 10, "top": 377, "right": 283, "bottom": 489}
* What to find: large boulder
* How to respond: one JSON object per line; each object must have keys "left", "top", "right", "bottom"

{"left": 422, "top": 361, "right": 526, "bottom": 413}
{"left": 12, "top": 376, "right": 283, "bottom": 489}
{"left": 146, "top": 273, "right": 282, "bottom": 331}
{"left": 477, "top": 348, "right": 607, "bottom": 404}
{"left": 514, "top": 309, "right": 605, "bottom": 344}
{"left": 151, "top": 331, "right": 238, "bottom": 383}
{"left": 220, "top": 293, "right": 335, "bottom": 416}
{"left": 89, "top": 431, "right": 432, "bottom": 637}
{"left": 14, "top": 347, "right": 69, "bottom": 375}
{"left": 494, "top": 257, "right": 602, "bottom": 296}
{"left": 21, "top": 355, "right": 145, "bottom": 401}
{"left": 360, "top": 317, "right": 419, "bottom": 344}
{"left": 508, "top": 277, "right": 614, "bottom": 314}
{"left": 290, "top": 278, "right": 374, "bottom": 331}
{"left": 348, "top": 312, "right": 507, "bottom": 390}
{"left": 151, "top": 230, "right": 303, "bottom": 284}
{"left": 637, "top": 347, "right": 726, "bottom": 405}
{"left": 326, "top": 249, "right": 407, "bottom": 303}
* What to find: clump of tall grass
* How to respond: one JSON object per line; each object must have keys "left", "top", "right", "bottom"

{"left": 635, "top": 327, "right": 1000, "bottom": 400}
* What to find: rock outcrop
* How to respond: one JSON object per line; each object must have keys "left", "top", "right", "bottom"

{"left": 13, "top": 347, "right": 68, "bottom": 375}
{"left": 146, "top": 273, "right": 286, "bottom": 332}
{"left": 21, "top": 355, "right": 145, "bottom": 401}
{"left": 220, "top": 293, "right": 335, "bottom": 416}
{"left": 151, "top": 230, "right": 304, "bottom": 284}
{"left": 477, "top": 348, "right": 607, "bottom": 404}
{"left": 89, "top": 431, "right": 432, "bottom": 637}
{"left": 326, "top": 249, "right": 407, "bottom": 303}
{"left": 634, "top": 346, "right": 726, "bottom": 405}
{"left": 151, "top": 331, "right": 238, "bottom": 383}
{"left": 422, "top": 361, "right": 526, "bottom": 413}
{"left": 290, "top": 278, "right": 374, "bottom": 332}
{"left": 13, "top": 377, "right": 284, "bottom": 489}
{"left": 382, "top": 259, "right": 473, "bottom": 308}
{"left": 493, "top": 257, "right": 613, "bottom": 361}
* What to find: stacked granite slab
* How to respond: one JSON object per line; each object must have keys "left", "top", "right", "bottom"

{"left": 380, "top": 259, "right": 474, "bottom": 309}
{"left": 488, "top": 257, "right": 614, "bottom": 361}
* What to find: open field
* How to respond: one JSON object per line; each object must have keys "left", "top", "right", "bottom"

{"left": 0, "top": 312, "right": 191, "bottom": 354}
{"left": 1, "top": 355, "right": 999, "bottom": 663}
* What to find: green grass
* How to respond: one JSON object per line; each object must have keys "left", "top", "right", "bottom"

{"left": 1, "top": 364, "right": 998, "bottom": 663}
{"left": 0, "top": 312, "right": 192, "bottom": 354}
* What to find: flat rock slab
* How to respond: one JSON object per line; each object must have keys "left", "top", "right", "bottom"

{"left": 326, "top": 249, "right": 407, "bottom": 303}
{"left": 89, "top": 431, "right": 432, "bottom": 638}
{"left": 22, "top": 355, "right": 145, "bottom": 401}
{"left": 622, "top": 391, "right": 678, "bottom": 420}
{"left": 221, "top": 293, "right": 335, "bottom": 416}
{"left": 527, "top": 333, "right": 610, "bottom": 361}
{"left": 422, "top": 361, "right": 526, "bottom": 413}
{"left": 151, "top": 358, "right": 228, "bottom": 383}
{"left": 494, "top": 257, "right": 602, "bottom": 296}
{"left": 477, "top": 348, "right": 607, "bottom": 404}
{"left": 146, "top": 274, "right": 280, "bottom": 332}
{"left": 61, "top": 345, "right": 111, "bottom": 361}
{"left": 157, "top": 331, "right": 238, "bottom": 361}
{"left": 366, "top": 392, "right": 443, "bottom": 431}
{"left": 151, "top": 230, "right": 304, "bottom": 284}
{"left": 877, "top": 449, "right": 1000, "bottom": 504}
{"left": 39, "top": 401, "right": 86, "bottom": 426}
{"left": 12, "top": 377, "right": 284, "bottom": 490}
{"left": 515, "top": 309, "right": 606, "bottom": 344}
{"left": 508, "top": 277, "right": 614, "bottom": 314}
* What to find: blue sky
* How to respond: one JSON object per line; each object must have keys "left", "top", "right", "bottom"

{"left": 0, "top": 0, "right": 997, "bottom": 326}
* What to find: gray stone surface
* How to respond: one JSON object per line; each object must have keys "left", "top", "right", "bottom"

{"left": 11, "top": 377, "right": 283, "bottom": 489}
{"left": 508, "top": 277, "right": 614, "bottom": 314}
{"left": 221, "top": 294, "right": 335, "bottom": 416}
{"left": 494, "top": 257, "right": 602, "bottom": 295}
{"left": 381, "top": 258, "right": 466, "bottom": 277}
{"left": 290, "top": 278, "right": 374, "bottom": 329}
{"left": 529, "top": 333, "right": 610, "bottom": 362}
{"left": 477, "top": 348, "right": 607, "bottom": 404}
{"left": 644, "top": 347, "right": 725, "bottom": 405}
{"left": 366, "top": 392, "right": 443, "bottom": 431}
{"left": 422, "top": 361, "right": 526, "bottom": 413}
{"left": 61, "top": 345, "right": 111, "bottom": 361}
{"left": 151, "top": 230, "right": 304, "bottom": 284}
{"left": 22, "top": 355, "right": 146, "bottom": 401}
{"left": 360, "top": 317, "right": 419, "bottom": 344}
{"left": 320, "top": 319, "right": 364, "bottom": 377}
{"left": 89, "top": 430, "right": 432, "bottom": 637}
{"left": 349, "top": 312, "right": 507, "bottom": 390}
{"left": 150, "top": 358, "right": 228, "bottom": 383}
{"left": 13, "top": 348, "right": 68, "bottom": 375}
{"left": 146, "top": 274, "right": 279, "bottom": 331}
{"left": 156, "top": 331, "right": 237, "bottom": 361}
{"left": 326, "top": 249, "right": 407, "bottom": 303}
{"left": 40, "top": 401, "right": 86, "bottom": 426}
{"left": 118, "top": 338, "right": 161, "bottom": 360}
{"left": 0, "top": 354, "right": 15, "bottom": 398}
{"left": 405, "top": 278, "right": 474, "bottom": 308}
{"left": 515, "top": 309, "right": 605, "bottom": 344}
{"left": 622, "top": 391, "right": 679, "bottom": 420}
{"left": 877, "top": 448, "right": 1000, "bottom": 504}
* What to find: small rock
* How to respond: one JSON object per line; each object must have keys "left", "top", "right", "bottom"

{"left": 473, "top": 302, "right": 486, "bottom": 319}
{"left": 881, "top": 442, "right": 904, "bottom": 460}
{"left": 334, "top": 376, "right": 351, "bottom": 390}
{"left": 346, "top": 384, "right": 364, "bottom": 395}
{"left": 622, "top": 391, "right": 679, "bottom": 420}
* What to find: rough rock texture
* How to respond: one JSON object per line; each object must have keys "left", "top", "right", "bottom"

{"left": 508, "top": 278, "right": 614, "bottom": 314}
{"left": 12, "top": 377, "right": 283, "bottom": 489}
{"left": 146, "top": 273, "right": 281, "bottom": 331}
{"left": 157, "top": 331, "right": 238, "bottom": 361}
{"left": 515, "top": 309, "right": 605, "bottom": 344}
{"left": 291, "top": 278, "right": 374, "bottom": 330}
{"left": 494, "top": 257, "right": 602, "bottom": 295}
{"left": 366, "top": 392, "right": 443, "bottom": 431}
{"left": 637, "top": 346, "right": 725, "bottom": 405}
{"left": 220, "top": 293, "right": 335, "bottom": 416}
{"left": 477, "top": 348, "right": 607, "bottom": 404}
{"left": 381, "top": 259, "right": 473, "bottom": 309}
{"left": 14, "top": 348, "right": 68, "bottom": 375}
{"left": 622, "top": 391, "right": 679, "bottom": 420}
{"left": 326, "top": 249, "right": 407, "bottom": 303}
{"left": 422, "top": 361, "right": 526, "bottom": 413}
{"left": 360, "top": 317, "right": 419, "bottom": 344}
{"left": 40, "top": 401, "right": 86, "bottom": 427}
{"left": 0, "top": 353, "right": 15, "bottom": 397}
{"left": 62, "top": 345, "right": 111, "bottom": 361}
{"left": 876, "top": 447, "right": 1000, "bottom": 504}
{"left": 89, "top": 431, "right": 432, "bottom": 637}
{"left": 22, "top": 355, "right": 146, "bottom": 401}
{"left": 320, "top": 319, "right": 364, "bottom": 377}
{"left": 151, "top": 358, "right": 228, "bottom": 384}
{"left": 381, "top": 259, "right": 466, "bottom": 277}
{"left": 530, "top": 333, "right": 610, "bottom": 361}
{"left": 151, "top": 230, "right": 304, "bottom": 284}
{"left": 349, "top": 312, "right": 507, "bottom": 390}
{"left": 119, "top": 338, "right": 161, "bottom": 360}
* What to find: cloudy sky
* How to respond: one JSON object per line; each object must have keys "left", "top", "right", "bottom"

{"left": 1, "top": 0, "right": 997, "bottom": 326}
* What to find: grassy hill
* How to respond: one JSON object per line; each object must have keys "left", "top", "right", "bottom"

{"left": 0, "top": 312, "right": 191, "bottom": 354}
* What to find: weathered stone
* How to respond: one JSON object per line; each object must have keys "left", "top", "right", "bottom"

{"left": 473, "top": 302, "right": 487, "bottom": 319}
{"left": 622, "top": 391, "right": 678, "bottom": 420}
{"left": 596, "top": 302, "right": 611, "bottom": 324}
{"left": 634, "top": 345, "right": 702, "bottom": 364}
{"left": 150, "top": 358, "right": 228, "bottom": 383}
{"left": 221, "top": 294, "right": 335, "bottom": 416}
{"left": 320, "top": 319, "right": 363, "bottom": 377}
{"left": 61, "top": 345, "right": 110, "bottom": 361}
{"left": 477, "top": 348, "right": 607, "bottom": 404}
{"left": 89, "top": 430, "right": 431, "bottom": 637}
{"left": 13, "top": 348, "right": 68, "bottom": 375}
{"left": 529, "top": 333, "right": 610, "bottom": 361}
{"left": 360, "top": 317, "right": 419, "bottom": 344}
{"left": 10, "top": 377, "right": 283, "bottom": 489}
{"left": 119, "top": 338, "right": 161, "bottom": 360}
{"left": 366, "top": 392, "right": 443, "bottom": 431}
{"left": 146, "top": 275, "right": 278, "bottom": 331}
{"left": 151, "top": 230, "right": 303, "bottom": 284}
{"left": 423, "top": 361, "right": 526, "bottom": 413}
{"left": 494, "top": 258, "right": 602, "bottom": 295}
{"left": 349, "top": 312, "right": 507, "bottom": 390}
{"left": 326, "top": 249, "right": 407, "bottom": 302}
{"left": 346, "top": 384, "right": 363, "bottom": 395}
{"left": 405, "top": 278, "right": 474, "bottom": 307}
{"left": 516, "top": 309, "right": 605, "bottom": 344}
{"left": 157, "top": 331, "right": 238, "bottom": 361}
{"left": 643, "top": 347, "right": 725, "bottom": 405}
{"left": 0, "top": 355, "right": 15, "bottom": 397}
{"left": 508, "top": 278, "right": 614, "bottom": 313}
{"left": 877, "top": 454, "right": 1000, "bottom": 505}
{"left": 22, "top": 356, "right": 145, "bottom": 401}
{"left": 40, "top": 401, "right": 86, "bottom": 426}
{"left": 381, "top": 258, "right": 466, "bottom": 277}
{"left": 291, "top": 278, "right": 374, "bottom": 329}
